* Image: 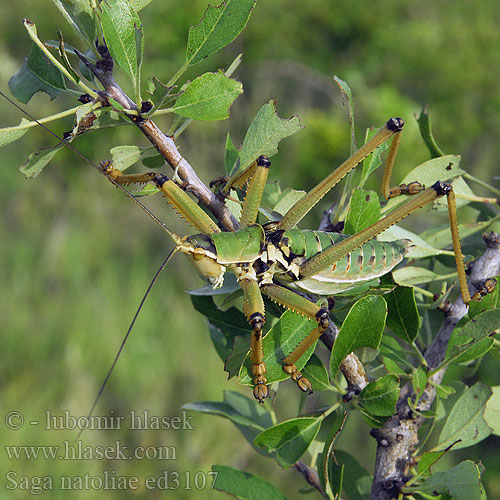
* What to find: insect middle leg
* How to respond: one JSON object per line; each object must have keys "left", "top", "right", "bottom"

{"left": 261, "top": 283, "right": 330, "bottom": 394}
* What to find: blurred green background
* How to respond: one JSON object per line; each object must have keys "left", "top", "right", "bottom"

{"left": 1, "top": 1, "right": 499, "bottom": 498}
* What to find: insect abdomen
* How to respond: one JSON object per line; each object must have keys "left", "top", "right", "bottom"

{"left": 277, "top": 229, "right": 407, "bottom": 294}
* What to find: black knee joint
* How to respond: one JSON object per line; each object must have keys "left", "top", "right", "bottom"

{"left": 250, "top": 312, "right": 265, "bottom": 332}
{"left": 315, "top": 308, "right": 330, "bottom": 329}
{"left": 387, "top": 117, "right": 404, "bottom": 132}
{"left": 257, "top": 155, "right": 271, "bottom": 168}
{"left": 430, "top": 180, "right": 451, "bottom": 197}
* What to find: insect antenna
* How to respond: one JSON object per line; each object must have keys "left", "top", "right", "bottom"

{"left": 77, "top": 247, "right": 179, "bottom": 439}
{"left": 0, "top": 90, "right": 175, "bottom": 240}
{"left": 0, "top": 90, "right": 184, "bottom": 433}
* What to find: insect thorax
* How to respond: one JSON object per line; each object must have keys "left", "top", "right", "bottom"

{"left": 184, "top": 226, "right": 407, "bottom": 295}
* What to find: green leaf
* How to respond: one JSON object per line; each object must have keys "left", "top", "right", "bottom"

{"left": 411, "top": 461, "right": 483, "bottom": 500}
{"left": 380, "top": 335, "right": 411, "bottom": 375}
{"left": 254, "top": 417, "right": 321, "bottom": 468}
{"left": 191, "top": 295, "right": 250, "bottom": 365}
{"left": 392, "top": 266, "right": 438, "bottom": 286}
{"left": 225, "top": 133, "right": 240, "bottom": 175}
{"left": 444, "top": 309, "right": 500, "bottom": 366}
{"left": 0, "top": 118, "right": 30, "bottom": 148}
{"left": 383, "top": 154, "right": 463, "bottom": 212}
{"left": 484, "top": 386, "right": 500, "bottom": 436}
{"left": 239, "top": 310, "right": 318, "bottom": 386}
{"left": 128, "top": 0, "right": 153, "bottom": 12}
{"left": 109, "top": 144, "right": 149, "bottom": 171}
{"left": 416, "top": 105, "right": 445, "bottom": 158}
{"left": 211, "top": 465, "right": 288, "bottom": 500}
{"left": 435, "top": 384, "right": 456, "bottom": 399}
{"left": 434, "top": 382, "right": 492, "bottom": 451}
{"left": 9, "top": 44, "right": 67, "bottom": 103}
{"left": 99, "top": 0, "right": 143, "bottom": 96}
{"left": 20, "top": 142, "right": 66, "bottom": 178}
{"left": 358, "top": 374, "right": 400, "bottom": 417}
{"left": 270, "top": 188, "right": 306, "bottom": 217}
{"left": 360, "top": 126, "right": 388, "bottom": 187}
{"left": 171, "top": 72, "right": 242, "bottom": 121}
{"left": 301, "top": 354, "right": 331, "bottom": 391}
{"left": 183, "top": 391, "right": 272, "bottom": 432}
{"left": 318, "top": 412, "right": 348, "bottom": 497}
{"left": 412, "top": 366, "right": 428, "bottom": 402}
{"left": 329, "top": 450, "right": 372, "bottom": 500}
{"left": 186, "top": 0, "right": 256, "bottom": 66}
{"left": 239, "top": 100, "right": 303, "bottom": 170}
{"left": 344, "top": 188, "right": 381, "bottom": 235}
{"left": 385, "top": 285, "right": 419, "bottom": 343}
{"left": 330, "top": 295, "right": 387, "bottom": 376}
{"left": 417, "top": 450, "right": 448, "bottom": 476}
{"left": 52, "top": 0, "right": 98, "bottom": 49}
{"left": 333, "top": 76, "right": 356, "bottom": 152}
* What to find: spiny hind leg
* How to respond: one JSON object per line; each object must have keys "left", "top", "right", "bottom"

{"left": 261, "top": 284, "right": 330, "bottom": 395}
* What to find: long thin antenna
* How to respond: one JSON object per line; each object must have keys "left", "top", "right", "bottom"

{"left": 77, "top": 247, "right": 178, "bottom": 439}
{"left": 0, "top": 90, "right": 174, "bottom": 239}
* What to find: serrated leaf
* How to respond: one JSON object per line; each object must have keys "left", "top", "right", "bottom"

{"left": 171, "top": 72, "right": 242, "bottom": 121}
{"left": 239, "top": 310, "right": 317, "bottom": 386}
{"left": 434, "top": 382, "right": 492, "bottom": 451}
{"left": 484, "top": 386, "right": 500, "bottom": 436}
{"left": 344, "top": 188, "right": 381, "bottom": 235}
{"left": 99, "top": 0, "right": 143, "bottom": 95}
{"left": 330, "top": 295, "right": 387, "bottom": 376}
{"left": 239, "top": 100, "right": 303, "bottom": 170}
{"left": 52, "top": 0, "right": 97, "bottom": 49}
{"left": 211, "top": 465, "right": 288, "bottom": 500}
{"left": 412, "top": 461, "right": 483, "bottom": 500}
{"left": 254, "top": 417, "right": 321, "bottom": 468}
{"left": 358, "top": 374, "right": 400, "bottom": 417}
{"left": 0, "top": 118, "right": 31, "bottom": 148}
{"left": 385, "top": 285, "right": 419, "bottom": 343}
{"left": 186, "top": 0, "right": 256, "bottom": 66}
{"left": 9, "top": 44, "right": 67, "bottom": 103}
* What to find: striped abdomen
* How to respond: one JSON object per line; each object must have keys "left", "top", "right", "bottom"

{"left": 274, "top": 229, "right": 408, "bottom": 294}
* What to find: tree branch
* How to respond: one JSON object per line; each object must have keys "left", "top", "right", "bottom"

{"left": 370, "top": 232, "right": 500, "bottom": 500}
{"left": 77, "top": 44, "right": 239, "bottom": 232}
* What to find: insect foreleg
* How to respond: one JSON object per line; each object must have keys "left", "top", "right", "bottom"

{"left": 239, "top": 155, "right": 271, "bottom": 228}
{"left": 100, "top": 162, "right": 220, "bottom": 235}
{"left": 261, "top": 284, "right": 330, "bottom": 394}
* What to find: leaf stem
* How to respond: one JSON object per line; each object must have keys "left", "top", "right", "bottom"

{"left": 24, "top": 19, "right": 96, "bottom": 97}
{"left": 411, "top": 341, "right": 428, "bottom": 367}
{"left": 1, "top": 103, "right": 101, "bottom": 132}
